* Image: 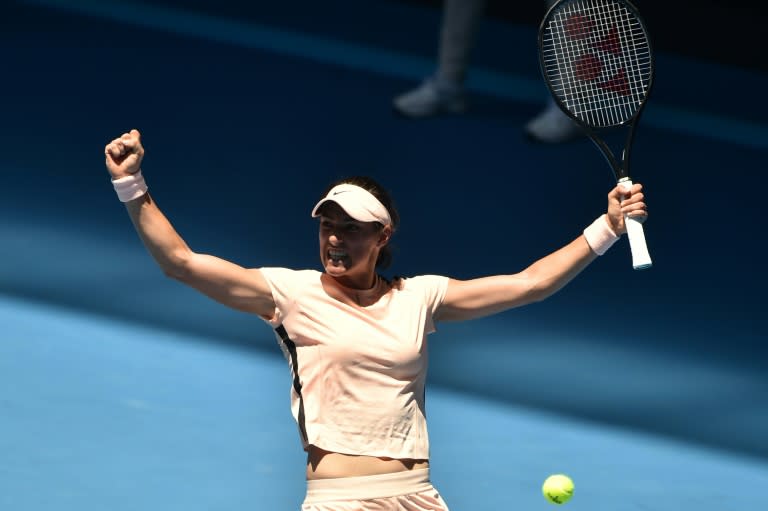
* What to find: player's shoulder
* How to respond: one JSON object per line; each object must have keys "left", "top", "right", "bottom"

{"left": 394, "top": 274, "right": 450, "bottom": 311}
{"left": 258, "top": 267, "right": 321, "bottom": 286}
{"left": 396, "top": 274, "right": 450, "bottom": 292}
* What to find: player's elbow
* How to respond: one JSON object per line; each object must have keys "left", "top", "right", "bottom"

{"left": 525, "top": 285, "right": 551, "bottom": 304}
{"left": 523, "top": 288, "right": 545, "bottom": 304}
{"left": 522, "top": 273, "right": 559, "bottom": 304}
{"left": 160, "top": 249, "right": 193, "bottom": 282}
{"left": 530, "top": 276, "right": 570, "bottom": 303}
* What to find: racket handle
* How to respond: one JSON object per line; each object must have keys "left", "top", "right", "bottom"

{"left": 618, "top": 178, "right": 652, "bottom": 270}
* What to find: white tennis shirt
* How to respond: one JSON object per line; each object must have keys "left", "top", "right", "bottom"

{"left": 259, "top": 268, "right": 449, "bottom": 460}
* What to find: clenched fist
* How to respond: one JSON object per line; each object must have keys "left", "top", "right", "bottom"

{"left": 105, "top": 129, "right": 144, "bottom": 179}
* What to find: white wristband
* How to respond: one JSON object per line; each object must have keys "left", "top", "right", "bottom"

{"left": 112, "top": 170, "right": 148, "bottom": 202}
{"left": 583, "top": 214, "right": 620, "bottom": 256}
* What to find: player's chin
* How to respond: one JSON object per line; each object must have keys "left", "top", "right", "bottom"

{"left": 324, "top": 257, "right": 350, "bottom": 275}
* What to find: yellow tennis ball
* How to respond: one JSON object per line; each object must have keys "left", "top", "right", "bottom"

{"left": 542, "top": 474, "right": 574, "bottom": 505}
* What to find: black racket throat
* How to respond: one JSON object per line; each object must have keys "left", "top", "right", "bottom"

{"left": 583, "top": 116, "right": 640, "bottom": 181}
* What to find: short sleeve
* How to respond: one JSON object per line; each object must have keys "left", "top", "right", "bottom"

{"left": 403, "top": 274, "right": 449, "bottom": 334}
{"left": 257, "top": 267, "right": 302, "bottom": 327}
{"left": 418, "top": 274, "right": 450, "bottom": 315}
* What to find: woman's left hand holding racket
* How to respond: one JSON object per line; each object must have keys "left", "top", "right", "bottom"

{"left": 606, "top": 182, "right": 647, "bottom": 235}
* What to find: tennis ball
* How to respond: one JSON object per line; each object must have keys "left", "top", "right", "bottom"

{"left": 542, "top": 474, "right": 574, "bottom": 505}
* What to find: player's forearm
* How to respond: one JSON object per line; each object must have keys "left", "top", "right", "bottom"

{"left": 521, "top": 236, "right": 597, "bottom": 302}
{"left": 124, "top": 192, "right": 192, "bottom": 277}
{"left": 438, "top": 235, "right": 600, "bottom": 322}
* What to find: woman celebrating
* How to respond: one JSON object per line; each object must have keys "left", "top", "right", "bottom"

{"left": 105, "top": 129, "right": 647, "bottom": 511}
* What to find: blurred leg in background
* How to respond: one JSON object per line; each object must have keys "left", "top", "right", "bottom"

{"left": 393, "top": 0, "right": 584, "bottom": 144}
{"left": 392, "top": 0, "right": 485, "bottom": 118}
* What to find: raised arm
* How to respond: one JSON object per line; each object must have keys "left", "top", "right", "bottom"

{"left": 104, "top": 130, "right": 275, "bottom": 318}
{"left": 435, "top": 184, "right": 647, "bottom": 322}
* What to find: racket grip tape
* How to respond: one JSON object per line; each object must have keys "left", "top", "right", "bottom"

{"left": 618, "top": 178, "right": 652, "bottom": 270}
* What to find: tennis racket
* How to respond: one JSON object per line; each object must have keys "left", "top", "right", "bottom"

{"left": 538, "top": 0, "right": 653, "bottom": 270}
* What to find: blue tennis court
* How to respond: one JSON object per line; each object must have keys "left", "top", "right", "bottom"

{"left": 3, "top": 296, "right": 768, "bottom": 509}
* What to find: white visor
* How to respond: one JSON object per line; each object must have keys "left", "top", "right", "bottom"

{"left": 311, "top": 184, "right": 392, "bottom": 226}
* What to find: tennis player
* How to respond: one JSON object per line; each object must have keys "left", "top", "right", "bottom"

{"left": 105, "top": 129, "right": 647, "bottom": 510}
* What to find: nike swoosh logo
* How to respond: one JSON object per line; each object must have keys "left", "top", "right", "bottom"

{"left": 332, "top": 190, "right": 350, "bottom": 195}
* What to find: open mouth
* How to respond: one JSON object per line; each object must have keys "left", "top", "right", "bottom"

{"left": 328, "top": 249, "right": 348, "bottom": 265}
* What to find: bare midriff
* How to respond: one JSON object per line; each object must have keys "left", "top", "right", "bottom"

{"left": 306, "top": 445, "right": 429, "bottom": 480}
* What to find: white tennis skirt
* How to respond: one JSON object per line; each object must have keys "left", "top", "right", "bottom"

{"left": 302, "top": 468, "right": 449, "bottom": 510}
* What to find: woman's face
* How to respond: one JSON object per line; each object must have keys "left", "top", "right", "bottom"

{"left": 317, "top": 203, "right": 388, "bottom": 286}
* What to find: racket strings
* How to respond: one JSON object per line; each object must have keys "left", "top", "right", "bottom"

{"left": 542, "top": 0, "right": 651, "bottom": 127}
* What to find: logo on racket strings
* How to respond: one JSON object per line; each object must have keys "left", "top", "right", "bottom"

{"left": 564, "top": 14, "right": 631, "bottom": 96}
